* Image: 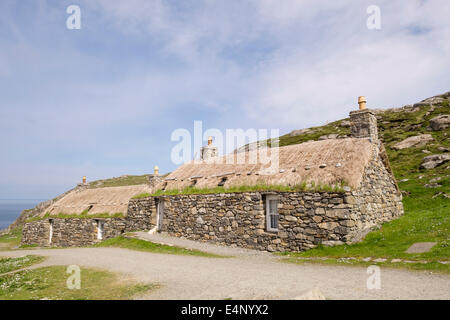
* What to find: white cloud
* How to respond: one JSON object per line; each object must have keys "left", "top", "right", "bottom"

{"left": 83, "top": 0, "right": 450, "bottom": 129}
{"left": 1, "top": 0, "right": 450, "bottom": 198}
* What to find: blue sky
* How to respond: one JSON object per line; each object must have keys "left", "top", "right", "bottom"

{"left": 1, "top": 0, "right": 449, "bottom": 199}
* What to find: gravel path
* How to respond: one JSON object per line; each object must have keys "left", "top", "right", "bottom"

{"left": 2, "top": 237, "right": 449, "bottom": 300}
{"left": 131, "top": 231, "right": 272, "bottom": 258}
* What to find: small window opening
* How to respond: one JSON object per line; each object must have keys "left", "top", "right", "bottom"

{"left": 265, "top": 196, "right": 279, "bottom": 232}
{"left": 190, "top": 179, "right": 197, "bottom": 187}
{"left": 218, "top": 177, "right": 227, "bottom": 187}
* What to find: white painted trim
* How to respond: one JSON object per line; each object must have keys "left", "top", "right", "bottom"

{"left": 97, "top": 220, "right": 104, "bottom": 240}
{"left": 48, "top": 219, "right": 53, "bottom": 244}
{"left": 265, "top": 195, "right": 279, "bottom": 232}
{"left": 156, "top": 199, "right": 165, "bottom": 231}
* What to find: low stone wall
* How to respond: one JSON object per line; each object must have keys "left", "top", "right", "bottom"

{"left": 22, "top": 198, "right": 156, "bottom": 247}
{"left": 155, "top": 191, "right": 374, "bottom": 252}
{"left": 22, "top": 218, "right": 128, "bottom": 247}
{"left": 127, "top": 198, "right": 156, "bottom": 231}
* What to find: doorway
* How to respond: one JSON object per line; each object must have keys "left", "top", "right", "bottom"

{"left": 97, "top": 220, "right": 104, "bottom": 240}
{"left": 156, "top": 199, "right": 164, "bottom": 231}
{"left": 49, "top": 219, "right": 53, "bottom": 244}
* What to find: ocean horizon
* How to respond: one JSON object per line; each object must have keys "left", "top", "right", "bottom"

{"left": 0, "top": 199, "right": 44, "bottom": 230}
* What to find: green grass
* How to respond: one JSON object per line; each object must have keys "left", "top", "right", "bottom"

{"left": 132, "top": 193, "right": 152, "bottom": 199}
{"left": 282, "top": 256, "right": 449, "bottom": 274}
{"left": 88, "top": 175, "right": 150, "bottom": 188}
{"left": 26, "top": 212, "right": 124, "bottom": 223}
{"left": 94, "top": 236, "right": 227, "bottom": 258}
{"left": 0, "top": 255, "right": 45, "bottom": 274}
{"left": 151, "top": 182, "right": 347, "bottom": 197}
{"left": 260, "top": 119, "right": 352, "bottom": 148}
{"left": 0, "top": 265, "right": 158, "bottom": 300}
{"left": 0, "top": 228, "right": 22, "bottom": 250}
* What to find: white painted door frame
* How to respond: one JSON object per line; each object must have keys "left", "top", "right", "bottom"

{"left": 49, "top": 219, "right": 53, "bottom": 244}
{"left": 156, "top": 199, "right": 164, "bottom": 231}
{"left": 97, "top": 220, "right": 104, "bottom": 240}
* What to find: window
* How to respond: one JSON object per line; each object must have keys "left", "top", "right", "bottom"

{"left": 265, "top": 196, "right": 279, "bottom": 232}
{"left": 218, "top": 177, "right": 227, "bottom": 187}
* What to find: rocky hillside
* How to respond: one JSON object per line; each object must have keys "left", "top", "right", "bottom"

{"left": 277, "top": 92, "right": 449, "bottom": 201}
{"left": 237, "top": 92, "right": 449, "bottom": 200}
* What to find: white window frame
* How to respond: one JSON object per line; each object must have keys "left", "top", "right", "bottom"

{"left": 265, "top": 195, "right": 279, "bottom": 232}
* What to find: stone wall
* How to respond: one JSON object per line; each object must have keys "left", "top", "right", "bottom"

{"left": 22, "top": 199, "right": 156, "bottom": 246}
{"left": 151, "top": 181, "right": 402, "bottom": 252}
{"left": 350, "top": 109, "right": 379, "bottom": 143}
{"left": 156, "top": 192, "right": 354, "bottom": 251}
{"left": 22, "top": 218, "right": 127, "bottom": 247}
{"left": 127, "top": 198, "right": 157, "bottom": 231}
{"left": 346, "top": 145, "right": 404, "bottom": 242}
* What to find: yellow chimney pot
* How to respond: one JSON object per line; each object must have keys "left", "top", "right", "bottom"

{"left": 82, "top": 176, "right": 86, "bottom": 184}
{"left": 154, "top": 165, "right": 159, "bottom": 175}
{"left": 358, "top": 96, "right": 367, "bottom": 110}
{"left": 208, "top": 136, "right": 213, "bottom": 146}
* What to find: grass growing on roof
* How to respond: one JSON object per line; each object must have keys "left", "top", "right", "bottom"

{"left": 88, "top": 175, "right": 150, "bottom": 188}
{"left": 26, "top": 212, "right": 125, "bottom": 223}
{"left": 88, "top": 173, "right": 170, "bottom": 188}
{"left": 132, "top": 193, "right": 152, "bottom": 199}
{"left": 0, "top": 265, "right": 159, "bottom": 300}
{"left": 151, "top": 182, "right": 347, "bottom": 197}
{"left": 94, "top": 236, "right": 227, "bottom": 258}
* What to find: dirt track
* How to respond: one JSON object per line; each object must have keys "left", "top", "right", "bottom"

{"left": 2, "top": 236, "right": 449, "bottom": 300}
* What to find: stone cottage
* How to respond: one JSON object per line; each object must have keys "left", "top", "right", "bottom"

{"left": 22, "top": 97, "right": 404, "bottom": 251}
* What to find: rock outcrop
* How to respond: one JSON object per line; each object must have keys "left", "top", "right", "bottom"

{"left": 392, "top": 134, "right": 434, "bottom": 150}
{"left": 420, "top": 154, "right": 450, "bottom": 169}
{"left": 428, "top": 114, "right": 450, "bottom": 131}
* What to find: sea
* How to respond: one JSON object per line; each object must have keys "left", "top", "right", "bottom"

{"left": 0, "top": 199, "right": 43, "bottom": 230}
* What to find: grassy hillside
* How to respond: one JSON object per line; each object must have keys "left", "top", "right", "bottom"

{"left": 88, "top": 174, "right": 150, "bottom": 188}
{"left": 275, "top": 93, "right": 449, "bottom": 270}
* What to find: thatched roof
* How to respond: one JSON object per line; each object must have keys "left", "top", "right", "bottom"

{"left": 161, "top": 138, "right": 375, "bottom": 190}
{"left": 41, "top": 185, "right": 152, "bottom": 217}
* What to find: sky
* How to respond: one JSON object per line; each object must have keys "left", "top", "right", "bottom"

{"left": 0, "top": 0, "right": 449, "bottom": 199}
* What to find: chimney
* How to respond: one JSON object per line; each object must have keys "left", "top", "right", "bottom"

{"left": 200, "top": 136, "right": 218, "bottom": 161}
{"left": 349, "top": 96, "right": 378, "bottom": 143}
{"left": 82, "top": 176, "right": 87, "bottom": 185}
{"left": 148, "top": 165, "right": 162, "bottom": 187}
{"left": 358, "top": 96, "right": 367, "bottom": 110}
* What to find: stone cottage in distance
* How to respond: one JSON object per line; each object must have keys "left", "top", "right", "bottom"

{"left": 22, "top": 97, "right": 404, "bottom": 251}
